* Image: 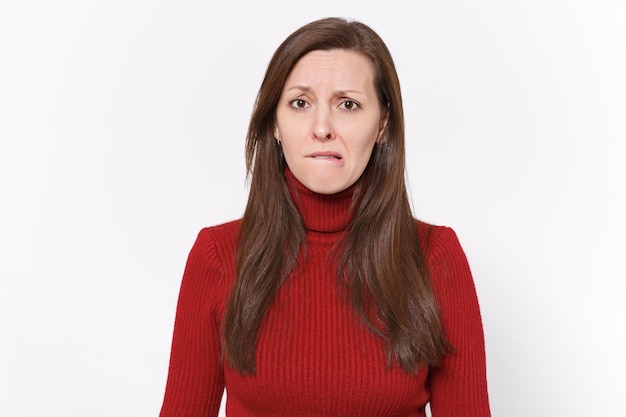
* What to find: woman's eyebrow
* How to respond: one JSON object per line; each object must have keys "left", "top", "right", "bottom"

{"left": 285, "top": 85, "right": 311, "bottom": 92}
{"left": 285, "top": 85, "right": 363, "bottom": 97}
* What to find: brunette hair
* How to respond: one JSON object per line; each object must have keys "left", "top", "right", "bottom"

{"left": 224, "top": 17, "right": 450, "bottom": 374}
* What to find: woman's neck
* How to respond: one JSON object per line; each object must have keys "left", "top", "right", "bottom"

{"left": 285, "top": 168, "right": 355, "bottom": 234}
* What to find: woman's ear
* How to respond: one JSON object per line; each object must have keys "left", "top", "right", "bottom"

{"left": 377, "top": 110, "right": 389, "bottom": 144}
{"left": 274, "top": 126, "right": 282, "bottom": 143}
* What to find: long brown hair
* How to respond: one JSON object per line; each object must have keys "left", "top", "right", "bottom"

{"left": 224, "top": 17, "right": 450, "bottom": 375}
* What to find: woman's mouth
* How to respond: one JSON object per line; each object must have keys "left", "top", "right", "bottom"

{"left": 308, "top": 151, "right": 344, "bottom": 166}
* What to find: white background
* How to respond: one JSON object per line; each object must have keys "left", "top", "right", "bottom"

{"left": 1, "top": 1, "right": 624, "bottom": 416}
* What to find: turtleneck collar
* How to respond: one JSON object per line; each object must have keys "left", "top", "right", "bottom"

{"left": 285, "top": 168, "right": 354, "bottom": 233}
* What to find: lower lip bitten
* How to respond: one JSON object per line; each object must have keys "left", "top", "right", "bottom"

{"left": 312, "top": 156, "right": 344, "bottom": 166}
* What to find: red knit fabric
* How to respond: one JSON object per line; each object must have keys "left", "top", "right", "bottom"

{"left": 159, "top": 174, "right": 491, "bottom": 417}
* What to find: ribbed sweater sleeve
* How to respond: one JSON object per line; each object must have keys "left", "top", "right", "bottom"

{"left": 427, "top": 227, "right": 491, "bottom": 417}
{"left": 159, "top": 229, "right": 226, "bottom": 417}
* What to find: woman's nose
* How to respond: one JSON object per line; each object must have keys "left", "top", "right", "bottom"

{"left": 313, "top": 109, "right": 335, "bottom": 141}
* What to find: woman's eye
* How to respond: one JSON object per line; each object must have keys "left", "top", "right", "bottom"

{"left": 290, "top": 99, "right": 308, "bottom": 109}
{"left": 340, "top": 100, "right": 359, "bottom": 111}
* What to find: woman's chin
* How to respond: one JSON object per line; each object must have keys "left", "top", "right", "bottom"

{"left": 304, "top": 180, "right": 351, "bottom": 195}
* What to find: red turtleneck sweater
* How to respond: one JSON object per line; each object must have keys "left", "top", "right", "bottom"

{"left": 159, "top": 173, "right": 491, "bottom": 417}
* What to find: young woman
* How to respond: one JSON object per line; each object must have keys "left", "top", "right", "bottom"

{"left": 159, "top": 17, "right": 491, "bottom": 417}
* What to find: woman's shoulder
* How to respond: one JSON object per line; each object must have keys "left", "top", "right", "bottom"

{"left": 414, "top": 219, "right": 475, "bottom": 291}
{"left": 186, "top": 219, "right": 242, "bottom": 265}
{"left": 199, "top": 218, "right": 241, "bottom": 236}
{"left": 415, "top": 219, "right": 459, "bottom": 247}
{"left": 415, "top": 220, "right": 464, "bottom": 257}
{"left": 178, "top": 220, "right": 242, "bottom": 292}
{"left": 198, "top": 219, "right": 241, "bottom": 242}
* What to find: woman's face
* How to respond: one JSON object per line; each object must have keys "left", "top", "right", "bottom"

{"left": 274, "top": 49, "right": 388, "bottom": 195}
